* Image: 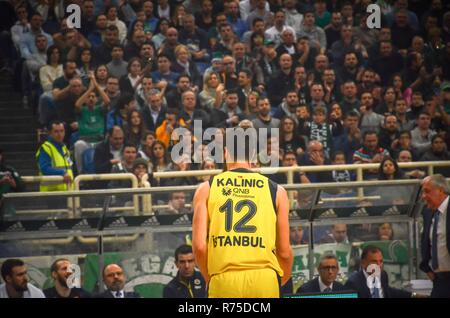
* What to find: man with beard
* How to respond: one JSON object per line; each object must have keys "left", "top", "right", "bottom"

{"left": 96, "top": 264, "right": 140, "bottom": 298}
{"left": 0, "top": 259, "right": 45, "bottom": 298}
{"left": 44, "top": 259, "right": 90, "bottom": 298}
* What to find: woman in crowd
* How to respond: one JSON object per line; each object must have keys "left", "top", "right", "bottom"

{"left": 198, "top": 72, "right": 223, "bottom": 111}
{"left": 152, "top": 18, "right": 171, "bottom": 50}
{"left": 94, "top": 64, "right": 109, "bottom": 90}
{"left": 171, "top": 44, "right": 201, "bottom": 89}
{"left": 119, "top": 57, "right": 143, "bottom": 95}
{"left": 39, "top": 45, "right": 63, "bottom": 93}
{"left": 124, "top": 109, "right": 146, "bottom": 148}
{"left": 279, "top": 116, "right": 306, "bottom": 156}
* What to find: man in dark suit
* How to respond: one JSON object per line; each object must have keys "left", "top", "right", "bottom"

{"left": 344, "top": 245, "right": 412, "bottom": 298}
{"left": 141, "top": 90, "right": 167, "bottom": 132}
{"left": 163, "top": 245, "right": 206, "bottom": 298}
{"left": 96, "top": 264, "right": 140, "bottom": 298}
{"left": 297, "top": 254, "right": 345, "bottom": 294}
{"left": 420, "top": 174, "right": 450, "bottom": 298}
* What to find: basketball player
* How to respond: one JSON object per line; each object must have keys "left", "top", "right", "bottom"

{"left": 192, "top": 129, "right": 293, "bottom": 298}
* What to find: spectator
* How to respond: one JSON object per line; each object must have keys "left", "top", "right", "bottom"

{"left": 105, "top": 5, "right": 127, "bottom": 44}
{"left": 163, "top": 245, "right": 206, "bottom": 298}
{"left": 359, "top": 92, "right": 384, "bottom": 134}
{"left": 336, "top": 51, "right": 363, "bottom": 84}
{"left": 194, "top": 0, "right": 214, "bottom": 33}
{"left": 198, "top": 157, "right": 217, "bottom": 183}
{"left": 96, "top": 264, "right": 140, "bottom": 298}
{"left": 0, "top": 259, "right": 45, "bottom": 298}
{"left": 391, "top": 130, "right": 420, "bottom": 161}
{"left": 353, "top": 131, "right": 390, "bottom": 180}
{"left": 268, "top": 53, "right": 295, "bottom": 107}
{"left": 394, "top": 98, "right": 414, "bottom": 131}
{"left": 320, "top": 224, "right": 349, "bottom": 244}
{"left": 290, "top": 225, "right": 307, "bottom": 245}
{"left": 375, "top": 87, "right": 397, "bottom": 116}
{"left": 410, "top": 111, "right": 437, "bottom": 157}
{"left": 124, "top": 29, "right": 147, "bottom": 61}
{"left": 36, "top": 121, "right": 73, "bottom": 192}
{"left": 210, "top": 89, "right": 245, "bottom": 128}
{"left": 420, "top": 135, "right": 450, "bottom": 177}
{"left": 39, "top": 46, "right": 63, "bottom": 93}
{"left": 124, "top": 110, "right": 147, "bottom": 148}
{"left": 246, "top": 0, "right": 274, "bottom": 28}
{"left": 302, "top": 106, "right": 334, "bottom": 157}
{"left": 279, "top": 117, "right": 306, "bottom": 155}
{"left": 138, "top": 131, "right": 156, "bottom": 160}
{"left": 297, "top": 140, "right": 333, "bottom": 183}
{"left": 331, "top": 151, "right": 353, "bottom": 182}
{"left": 378, "top": 223, "right": 394, "bottom": 241}
{"left": 333, "top": 111, "right": 362, "bottom": 164}
{"left": 297, "top": 10, "right": 326, "bottom": 51}
{"left": 107, "top": 44, "right": 128, "bottom": 79}
{"left": 329, "top": 24, "right": 365, "bottom": 67}
{"left": 120, "top": 57, "right": 144, "bottom": 95}
{"left": 273, "top": 90, "right": 300, "bottom": 120}
{"left": 109, "top": 144, "right": 139, "bottom": 190}
{"left": 141, "top": 90, "right": 166, "bottom": 134}
{"left": 282, "top": 0, "right": 303, "bottom": 31}
{"left": 297, "top": 253, "right": 345, "bottom": 294}
{"left": 199, "top": 72, "right": 224, "bottom": 111}
{"left": 149, "top": 140, "right": 173, "bottom": 174}
{"left": 379, "top": 114, "right": 400, "bottom": 154}
{"left": 170, "top": 44, "right": 202, "bottom": 89}
{"left": 179, "top": 90, "right": 210, "bottom": 129}
{"left": 161, "top": 191, "right": 191, "bottom": 215}
{"left": 77, "top": 48, "right": 94, "bottom": 84}
{"left": 397, "top": 149, "right": 426, "bottom": 179}
{"left": 378, "top": 156, "right": 405, "bottom": 180}
{"left": 165, "top": 74, "right": 198, "bottom": 111}
{"left": 142, "top": 0, "right": 159, "bottom": 34}
{"left": 340, "top": 81, "right": 360, "bottom": 116}
{"left": 151, "top": 53, "right": 180, "bottom": 91}
{"left": 370, "top": 40, "right": 404, "bottom": 86}
{"left": 106, "top": 93, "right": 137, "bottom": 131}
{"left": 94, "top": 25, "right": 120, "bottom": 66}
{"left": 251, "top": 97, "right": 280, "bottom": 131}
{"left": 265, "top": 10, "right": 296, "bottom": 47}
{"left": 179, "top": 14, "right": 209, "bottom": 63}
{"left": 152, "top": 18, "right": 171, "bottom": 50}
{"left": 18, "top": 13, "right": 53, "bottom": 60}
{"left": 73, "top": 74, "right": 110, "bottom": 174}
{"left": 94, "top": 126, "right": 125, "bottom": 187}
{"left": 344, "top": 245, "right": 412, "bottom": 298}
{"left": 44, "top": 259, "right": 91, "bottom": 298}
{"left": 0, "top": 149, "right": 25, "bottom": 216}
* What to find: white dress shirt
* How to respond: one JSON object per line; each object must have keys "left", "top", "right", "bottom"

{"left": 429, "top": 196, "right": 450, "bottom": 272}
{"left": 363, "top": 270, "right": 384, "bottom": 298}
{"left": 318, "top": 277, "right": 333, "bottom": 292}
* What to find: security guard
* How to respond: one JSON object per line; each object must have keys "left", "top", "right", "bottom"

{"left": 36, "top": 121, "right": 73, "bottom": 192}
{"left": 163, "top": 245, "right": 206, "bottom": 298}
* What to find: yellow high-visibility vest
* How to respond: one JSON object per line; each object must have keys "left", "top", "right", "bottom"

{"left": 36, "top": 141, "right": 74, "bottom": 192}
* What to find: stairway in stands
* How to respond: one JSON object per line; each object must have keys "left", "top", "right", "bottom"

{"left": 0, "top": 70, "right": 39, "bottom": 179}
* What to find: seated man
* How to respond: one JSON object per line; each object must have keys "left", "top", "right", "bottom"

{"left": 344, "top": 245, "right": 414, "bottom": 298}
{"left": 163, "top": 245, "right": 206, "bottom": 298}
{"left": 96, "top": 264, "right": 140, "bottom": 298}
{"left": 297, "top": 254, "right": 345, "bottom": 294}
{"left": 0, "top": 259, "right": 45, "bottom": 298}
{"left": 43, "top": 258, "right": 91, "bottom": 298}
{"left": 320, "top": 224, "right": 349, "bottom": 244}
{"left": 160, "top": 191, "right": 191, "bottom": 215}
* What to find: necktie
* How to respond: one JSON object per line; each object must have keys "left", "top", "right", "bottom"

{"left": 431, "top": 211, "right": 440, "bottom": 270}
{"left": 115, "top": 291, "right": 123, "bottom": 298}
{"left": 323, "top": 287, "right": 332, "bottom": 292}
{"left": 372, "top": 286, "right": 380, "bottom": 298}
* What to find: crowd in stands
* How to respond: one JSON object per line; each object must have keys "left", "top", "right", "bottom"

{"left": 0, "top": 0, "right": 449, "bottom": 202}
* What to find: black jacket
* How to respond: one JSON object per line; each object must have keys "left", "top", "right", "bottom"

{"left": 296, "top": 277, "right": 346, "bottom": 294}
{"left": 141, "top": 105, "right": 167, "bottom": 132}
{"left": 344, "top": 270, "right": 412, "bottom": 298}
{"left": 95, "top": 290, "right": 141, "bottom": 298}
{"left": 163, "top": 271, "right": 206, "bottom": 298}
{"left": 420, "top": 202, "right": 450, "bottom": 274}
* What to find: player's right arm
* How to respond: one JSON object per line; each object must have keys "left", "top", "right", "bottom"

{"left": 192, "top": 181, "right": 211, "bottom": 283}
{"left": 275, "top": 185, "right": 294, "bottom": 286}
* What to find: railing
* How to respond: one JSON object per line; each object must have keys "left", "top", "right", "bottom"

{"left": 18, "top": 161, "right": 450, "bottom": 216}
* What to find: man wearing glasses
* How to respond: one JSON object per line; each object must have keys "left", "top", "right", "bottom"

{"left": 296, "top": 254, "right": 345, "bottom": 294}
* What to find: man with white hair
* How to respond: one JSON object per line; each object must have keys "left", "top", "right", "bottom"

{"left": 265, "top": 10, "right": 296, "bottom": 47}
{"left": 420, "top": 174, "right": 450, "bottom": 298}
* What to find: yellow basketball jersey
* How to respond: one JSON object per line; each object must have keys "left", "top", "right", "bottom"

{"left": 207, "top": 168, "right": 283, "bottom": 277}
